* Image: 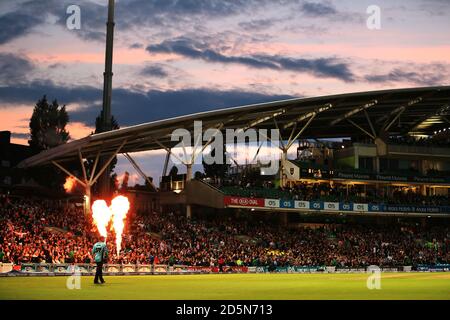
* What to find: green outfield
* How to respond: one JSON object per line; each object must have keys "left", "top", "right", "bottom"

{"left": 0, "top": 273, "right": 449, "bottom": 300}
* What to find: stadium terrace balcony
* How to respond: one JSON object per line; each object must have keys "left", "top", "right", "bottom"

{"left": 289, "top": 160, "right": 450, "bottom": 185}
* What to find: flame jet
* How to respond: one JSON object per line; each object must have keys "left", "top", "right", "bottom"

{"left": 64, "top": 176, "right": 76, "bottom": 193}
{"left": 91, "top": 200, "right": 112, "bottom": 240}
{"left": 110, "top": 196, "right": 130, "bottom": 256}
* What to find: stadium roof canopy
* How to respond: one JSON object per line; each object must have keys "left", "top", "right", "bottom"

{"left": 18, "top": 86, "right": 450, "bottom": 168}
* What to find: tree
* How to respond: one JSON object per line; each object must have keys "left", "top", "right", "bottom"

{"left": 29, "top": 95, "right": 70, "bottom": 151}
{"left": 168, "top": 165, "right": 179, "bottom": 177}
{"left": 111, "top": 173, "right": 119, "bottom": 193}
{"left": 121, "top": 171, "right": 130, "bottom": 191}
{"left": 28, "top": 96, "right": 71, "bottom": 190}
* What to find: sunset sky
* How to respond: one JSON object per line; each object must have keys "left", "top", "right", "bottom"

{"left": 1, "top": 0, "right": 449, "bottom": 185}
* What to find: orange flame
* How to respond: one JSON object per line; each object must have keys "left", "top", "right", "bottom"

{"left": 90, "top": 196, "right": 130, "bottom": 256}
{"left": 110, "top": 196, "right": 130, "bottom": 256}
{"left": 64, "top": 176, "right": 76, "bottom": 193}
{"left": 92, "top": 200, "right": 112, "bottom": 240}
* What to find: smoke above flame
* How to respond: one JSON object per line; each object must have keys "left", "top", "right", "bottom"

{"left": 64, "top": 176, "right": 77, "bottom": 193}
{"left": 91, "top": 196, "right": 130, "bottom": 256}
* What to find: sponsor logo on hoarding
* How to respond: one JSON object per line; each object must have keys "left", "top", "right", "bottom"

{"left": 107, "top": 265, "right": 120, "bottom": 273}
{"left": 311, "top": 201, "right": 324, "bottom": 210}
{"left": 265, "top": 199, "right": 280, "bottom": 208}
{"left": 137, "top": 266, "right": 152, "bottom": 272}
{"left": 324, "top": 202, "right": 339, "bottom": 211}
{"left": 295, "top": 201, "right": 310, "bottom": 209}
{"left": 122, "top": 265, "right": 136, "bottom": 272}
{"left": 339, "top": 203, "right": 353, "bottom": 211}
{"left": 354, "top": 203, "right": 369, "bottom": 212}
{"left": 280, "top": 200, "right": 295, "bottom": 208}
{"left": 224, "top": 196, "right": 264, "bottom": 208}
{"left": 154, "top": 265, "right": 168, "bottom": 273}
{"left": 369, "top": 204, "right": 382, "bottom": 212}
{"left": 224, "top": 197, "right": 448, "bottom": 214}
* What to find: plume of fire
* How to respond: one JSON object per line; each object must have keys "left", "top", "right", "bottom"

{"left": 110, "top": 196, "right": 130, "bottom": 256}
{"left": 64, "top": 176, "right": 77, "bottom": 193}
{"left": 91, "top": 200, "right": 113, "bottom": 240}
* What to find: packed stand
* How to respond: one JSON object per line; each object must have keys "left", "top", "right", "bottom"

{"left": 0, "top": 197, "right": 449, "bottom": 269}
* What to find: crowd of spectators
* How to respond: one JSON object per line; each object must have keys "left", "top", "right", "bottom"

{"left": 0, "top": 198, "right": 93, "bottom": 264}
{"left": 1, "top": 196, "right": 449, "bottom": 269}
{"left": 388, "top": 133, "right": 450, "bottom": 147}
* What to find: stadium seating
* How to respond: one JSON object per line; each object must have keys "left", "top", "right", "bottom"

{"left": 1, "top": 197, "right": 449, "bottom": 268}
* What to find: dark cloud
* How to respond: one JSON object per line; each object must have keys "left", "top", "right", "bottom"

{"left": 301, "top": 1, "right": 337, "bottom": 17}
{"left": 365, "top": 65, "right": 450, "bottom": 86}
{"left": 120, "top": 0, "right": 248, "bottom": 17}
{"left": 418, "top": 0, "right": 450, "bottom": 16}
{"left": 129, "top": 43, "right": 144, "bottom": 49}
{"left": 70, "top": 88, "right": 294, "bottom": 126}
{"left": 147, "top": 37, "right": 354, "bottom": 81}
{"left": 53, "top": 0, "right": 272, "bottom": 42}
{"left": 0, "top": 80, "right": 101, "bottom": 106}
{"left": 0, "top": 53, "right": 35, "bottom": 84}
{"left": 0, "top": 12, "right": 42, "bottom": 45}
{"left": 0, "top": 80, "right": 292, "bottom": 126}
{"left": 0, "top": 0, "right": 67, "bottom": 44}
{"left": 140, "top": 65, "right": 170, "bottom": 78}
{"left": 0, "top": 0, "right": 360, "bottom": 48}
{"left": 238, "top": 19, "right": 278, "bottom": 31}
{"left": 0, "top": 0, "right": 303, "bottom": 44}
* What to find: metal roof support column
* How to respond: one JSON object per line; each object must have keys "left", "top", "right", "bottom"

{"left": 280, "top": 149, "right": 288, "bottom": 188}
{"left": 51, "top": 161, "right": 86, "bottom": 188}
{"left": 251, "top": 140, "right": 264, "bottom": 163}
{"left": 347, "top": 119, "right": 376, "bottom": 140}
{"left": 124, "top": 153, "right": 157, "bottom": 191}
{"left": 287, "top": 114, "right": 317, "bottom": 149}
{"left": 377, "top": 96, "right": 424, "bottom": 126}
{"left": 330, "top": 100, "right": 378, "bottom": 126}
{"left": 153, "top": 139, "right": 186, "bottom": 165}
{"left": 91, "top": 139, "right": 127, "bottom": 186}
{"left": 162, "top": 149, "right": 171, "bottom": 177}
{"left": 84, "top": 184, "right": 91, "bottom": 215}
{"left": 78, "top": 149, "right": 91, "bottom": 214}
{"left": 237, "top": 110, "right": 286, "bottom": 133}
{"left": 78, "top": 149, "right": 88, "bottom": 184}
{"left": 284, "top": 103, "right": 333, "bottom": 130}
{"left": 384, "top": 109, "right": 406, "bottom": 132}
{"left": 364, "top": 109, "right": 377, "bottom": 138}
{"left": 89, "top": 150, "right": 101, "bottom": 185}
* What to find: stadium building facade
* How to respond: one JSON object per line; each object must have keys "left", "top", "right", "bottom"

{"left": 18, "top": 86, "right": 450, "bottom": 220}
